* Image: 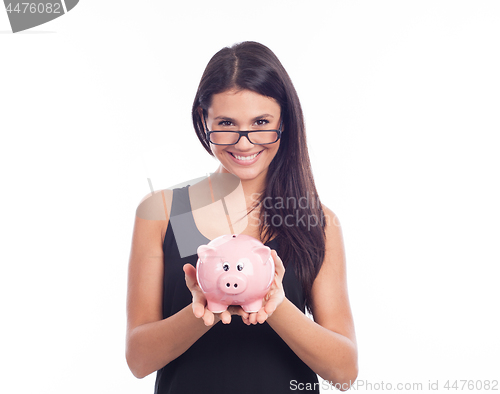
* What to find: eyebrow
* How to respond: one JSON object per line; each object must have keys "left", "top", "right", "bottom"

{"left": 213, "top": 114, "right": 275, "bottom": 122}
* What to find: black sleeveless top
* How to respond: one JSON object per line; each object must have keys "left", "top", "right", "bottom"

{"left": 154, "top": 186, "right": 319, "bottom": 394}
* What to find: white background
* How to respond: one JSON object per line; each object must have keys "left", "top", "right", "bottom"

{"left": 1, "top": 1, "right": 499, "bottom": 393}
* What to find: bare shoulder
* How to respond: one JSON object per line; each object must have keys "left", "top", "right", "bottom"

{"left": 319, "top": 203, "right": 347, "bottom": 286}
{"left": 136, "top": 189, "right": 173, "bottom": 221}
{"left": 311, "top": 203, "right": 355, "bottom": 343}
{"left": 320, "top": 204, "right": 344, "bottom": 249}
{"left": 135, "top": 189, "right": 173, "bottom": 239}
{"left": 127, "top": 188, "right": 174, "bottom": 331}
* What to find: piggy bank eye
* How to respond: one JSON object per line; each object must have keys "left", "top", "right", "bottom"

{"left": 237, "top": 263, "right": 244, "bottom": 271}
{"left": 222, "top": 262, "right": 230, "bottom": 271}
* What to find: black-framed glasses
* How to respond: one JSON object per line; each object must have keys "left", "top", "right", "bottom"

{"left": 203, "top": 116, "right": 283, "bottom": 146}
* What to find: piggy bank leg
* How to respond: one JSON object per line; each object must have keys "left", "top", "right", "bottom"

{"left": 206, "top": 301, "right": 228, "bottom": 314}
{"left": 241, "top": 300, "right": 263, "bottom": 313}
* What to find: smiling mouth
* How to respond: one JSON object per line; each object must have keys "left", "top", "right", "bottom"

{"left": 229, "top": 151, "right": 263, "bottom": 161}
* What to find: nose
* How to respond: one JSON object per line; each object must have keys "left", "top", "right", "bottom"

{"left": 219, "top": 273, "right": 247, "bottom": 295}
{"left": 226, "top": 281, "right": 239, "bottom": 289}
{"left": 233, "top": 133, "right": 254, "bottom": 150}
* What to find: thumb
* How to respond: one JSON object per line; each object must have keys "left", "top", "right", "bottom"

{"left": 271, "top": 250, "right": 285, "bottom": 280}
{"left": 183, "top": 263, "right": 198, "bottom": 289}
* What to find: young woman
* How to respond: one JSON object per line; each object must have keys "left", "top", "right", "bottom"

{"left": 126, "top": 41, "right": 358, "bottom": 393}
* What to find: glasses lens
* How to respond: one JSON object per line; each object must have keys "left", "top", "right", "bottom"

{"left": 248, "top": 131, "right": 279, "bottom": 144}
{"left": 209, "top": 131, "right": 279, "bottom": 145}
{"left": 210, "top": 132, "right": 240, "bottom": 145}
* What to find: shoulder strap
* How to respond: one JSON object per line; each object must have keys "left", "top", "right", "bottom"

{"left": 169, "top": 185, "right": 211, "bottom": 258}
{"left": 171, "top": 185, "right": 193, "bottom": 216}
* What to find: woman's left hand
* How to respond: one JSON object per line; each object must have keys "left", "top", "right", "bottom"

{"left": 243, "top": 249, "right": 286, "bottom": 325}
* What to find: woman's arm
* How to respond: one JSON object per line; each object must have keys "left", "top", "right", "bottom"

{"left": 125, "top": 190, "right": 219, "bottom": 379}
{"left": 265, "top": 205, "right": 358, "bottom": 389}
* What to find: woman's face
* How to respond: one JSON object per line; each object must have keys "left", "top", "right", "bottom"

{"left": 204, "top": 89, "right": 282, "bottom": 184}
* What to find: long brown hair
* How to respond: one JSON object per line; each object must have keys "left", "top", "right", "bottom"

{"left": 192, "top": 41, "right": 326, "bottom": 314}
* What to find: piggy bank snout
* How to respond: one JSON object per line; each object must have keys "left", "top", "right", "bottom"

{"left": 218, "top": 273, "right": 247, "bottom": 295}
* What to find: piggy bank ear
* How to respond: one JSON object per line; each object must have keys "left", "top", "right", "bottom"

{"left": 252, "top": 245, "right": 271, "bottom": 264}
{"left": 197, "top": 245, "right": 217, "bottom": 261}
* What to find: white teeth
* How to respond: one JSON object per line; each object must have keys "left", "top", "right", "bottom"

{"left": 232, "top": 152, "right": 260, "bottom": 161}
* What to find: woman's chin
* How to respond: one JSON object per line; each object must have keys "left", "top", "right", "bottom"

{"left": 220, "top": 164, "right": 266, "bottom": 182}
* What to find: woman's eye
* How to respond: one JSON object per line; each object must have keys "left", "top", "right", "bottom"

{"left": 255, "top": 119, "right": 270, "bottom": 126}
{"left": 218, "top": 120, "right": 233, "bottom": 127}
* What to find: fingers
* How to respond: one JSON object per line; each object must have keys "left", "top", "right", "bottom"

{"left": 202, "top": 309, "right": 215, "bottom": 326}
{"left": 185, "top": 264, "right": 206, "bottom": 319}
{"left": 184, "top": 264, "right": 212, "bottom": 323}
{"left": 204, "top": 307, "right": 249, "bottom": 326}
{"left": 263, "top": 282, "right": 285, "bottom": 316}
{"left": 192, "top": 300, "right": 205, "bottom": 319}
{"left": 225, "top": 306, "right": 249, "bottom": 325}
{"left": 256, "top": 308, "right": 269, "bottom": 324}
{"left": 184, "top": 254, "right": 285, "bottom": 327}
{"left": 241, "top": 314, "right": 251, "bottom": 325}
{"left": 243, "top": 308, "right": 269, "bottom": 325}
{"left": 183, "top": 263, "right": 198, "bottom": 290}
{"left": 271, "top": 250, "right": 285, "bottom": 280}
{"left": 264, "top": 296, "right": 281, "bottom": 316}
{"left": 219, "top": 310, "right": 232, "bottom": 325}
{"left": 238, "top": 251, "right": 286, "bottom": 326}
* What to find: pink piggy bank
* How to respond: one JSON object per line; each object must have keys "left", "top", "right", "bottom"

{"left": 196, "top": 234, "right": 275, "bottom": 313}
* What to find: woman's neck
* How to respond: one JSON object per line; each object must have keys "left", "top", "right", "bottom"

{"left": 214, "top": 165, "right": 267, "bottom": 201}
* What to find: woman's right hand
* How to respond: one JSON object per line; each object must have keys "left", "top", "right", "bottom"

{"left": 183, "top": 264, "right": 250, "bottom": 326}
